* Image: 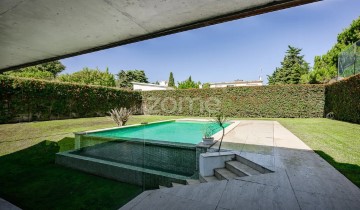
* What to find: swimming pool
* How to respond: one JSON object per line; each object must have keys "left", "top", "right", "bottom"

{"left": 56, "top": 120, "right": 234, "bottom": 188}
{"left": 86, "top": 120, "right": 230, "bottom": 144}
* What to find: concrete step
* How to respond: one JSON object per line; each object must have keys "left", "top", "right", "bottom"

{"left": 199, "top": 174, "right": 219, "bottom": 183}
{"left": 226, "top": 160, "right": 262, "bottom": 176}
{"left": 186, "top": 179, "right": 201, "bottom": 185}
{"left": 236, "top": 155, "right": 272, "bottom": 174}
{"left": 172, "top": 182, "right": 185, "bottom": 187}
{"left": 214, "top": 168, "right": 238, "bottom": 180}
{"left": 159, "top": 185, "right": 168, "bottom": 189}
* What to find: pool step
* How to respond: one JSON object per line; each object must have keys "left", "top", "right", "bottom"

{"left": 226, "top": 161, "right": 261, "bottom": 176}
{"left": 214, "top": 168, "right": 238, "bottom": 180}
{"left": 199, "top": 175, "right": 220, "bottom": 183}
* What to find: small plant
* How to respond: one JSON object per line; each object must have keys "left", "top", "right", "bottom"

{"left": 201, "top": 123, "right": 217, "bottom": 145}
{"left": 214, "top": 113, "right": 228, "bottom": 152}
{"left": 108, "top": 107, "right": 132, "bottom": 126}
{"left": 202, "top": 124, "right": 216, "bottom": 138}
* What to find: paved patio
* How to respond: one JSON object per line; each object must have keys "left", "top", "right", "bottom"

{"left": 120, "top": 120, "right": 360, "bottom": 210}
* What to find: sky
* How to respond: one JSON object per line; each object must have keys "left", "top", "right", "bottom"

{"left": 60, "top": 0, "right": 360, "bottom": 84}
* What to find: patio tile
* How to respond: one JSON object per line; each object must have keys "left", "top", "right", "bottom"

{"left": 0, "top": 198, "right": 21, "bottom": 210}
{"left": 286, "top": 167, "right": 360, "bottom": 201}
{"left": 217, "top": 179, "right": 300, "bottom": 210}
{"left": 239, "top": 151, "right": 275, "bottom": 168}
{"left": 274, "top": 149, "right": 329, "bottom": 169}
{"left": 125, "top": 191, "right": 217, "bottom": 210}
{"left": 241, "top": 144, "right": 274, "bottom": 155}
{"left": 158, "top": 180, "right": 227, "bottom": 206}
{"left": 235, "top": 169, "right": 292, "bottom": 190}
{"left": 295, "top": 190, "right": 360, "bottom": 210}
{"left": 120, "top": 190, "right": 154, "bottom": 210}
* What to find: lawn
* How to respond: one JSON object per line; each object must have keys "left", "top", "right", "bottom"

{"left": 0, "top": 115, "right": 184, "bottom": 210}
{"left": 0, "top": 116, "right": 359, "bottom": 209}
{"left": 276, "top": 118, "right": 360, "bottom": 187}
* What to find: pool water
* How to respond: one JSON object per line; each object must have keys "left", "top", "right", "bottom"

{"left": 87, "top": 121, "right": 230, "bottom": 144}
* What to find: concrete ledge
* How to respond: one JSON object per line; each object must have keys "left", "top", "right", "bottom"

{"left": 56, "top": 151, "right": 192, "bottom": 188}
{"left": 199, "top": 152, "right": 236, "bottom": 176}
{"left": 74, "top": 120, "right": 175, "bottom": 135}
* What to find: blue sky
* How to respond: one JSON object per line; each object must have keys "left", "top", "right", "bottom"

{"left": 61, "top": 0, "right": 360, "bottom": 84}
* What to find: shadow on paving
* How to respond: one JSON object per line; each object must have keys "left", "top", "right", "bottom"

{"left": 214, "top": 141, "right": 360, "bottom": 188}
{"left": 0, "top": 138, "right": 142, "bottom": 210}
{"left": 315, "top": 150, "right": 360, "bottom": 188}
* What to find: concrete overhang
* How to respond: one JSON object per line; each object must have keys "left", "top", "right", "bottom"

{"left": 0, "top": 0, "right": 318, "bottom": 72}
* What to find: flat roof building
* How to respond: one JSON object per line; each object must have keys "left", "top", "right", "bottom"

{"left": 209, "top": 79, "right": 263, "bottom": 88}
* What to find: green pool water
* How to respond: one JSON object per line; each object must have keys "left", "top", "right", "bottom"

{"left": 87, "top": 121, "right": 230, "bottom": 144}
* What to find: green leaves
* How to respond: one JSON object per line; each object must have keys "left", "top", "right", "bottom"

{"left": 168, "top": 72, "right": 175, "bottom": 87}
{"left": 58, "top": 67, "right": 116, "bottom": 87}
{"left": 0, "top": 75, "right": 141, "bottom": 123}
{"left": 309, "top": 16, "right": 360, "bottom": 83}
{"left": 177, "top": 76, "right": 201, "bottom": 89}
{"left": 142, "top": 85, "right": 325, "bottom": 118}
{"left": 268, "top": 46, "right": 310, "bottom": 85}
{"left": 325, "top": 74, "right": 360, "bottom": 124}
{"left": 4, "top": 60, "right": 65, "bottom": 79}
{"left": 116, "top": 70, "right": 148, "bottom": 89}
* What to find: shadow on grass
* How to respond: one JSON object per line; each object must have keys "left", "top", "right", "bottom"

{"left": 315, "top": 150, "right": 360, "bottom": 188}
{"left": 0, "top": 138, "right": 142, "bottom": 210}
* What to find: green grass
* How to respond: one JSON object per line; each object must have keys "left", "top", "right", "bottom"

{"left": 276, "top": 118, "right": 360, "bottom": 187}
{"left": 0, "top": 115, "right": 183, "bottom": 156}
{"left": 0, "top": 115, "right": 184, "bottom": 210}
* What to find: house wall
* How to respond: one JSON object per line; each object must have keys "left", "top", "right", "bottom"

{"left": 133, "top": 84, "right": 168, "bottom": 91}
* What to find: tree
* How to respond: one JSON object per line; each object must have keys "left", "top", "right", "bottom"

{"left": 214, "top": 113, "right": 227, "bottom": 152}
{"left": 4, "top": 67, "right": 54, "bottom": 80}
{"left": 168, "top": 72, "right": 175, "bottom": 87}
{"left": 177, "top": 76, "right": 200, "bottom": 89}
{"left": 267, "top": 46, "right": 310, "bottom": 85}
{"left": 58, "top": 67, "right": 116, "bottom": 87}
{"left": 304, "top": 17, "right": 360, "bottom": 83}
{"left": 116, "top": 70, "right": 148, "bottom": 88}
{"left": 4, "top": 60, "right": 65, "bottom": 79}
{"left": 202, "top": 83, "right": 211, "bottom": 89}
{"left": 36, "top": 61, "right": 66, "bottom": 77}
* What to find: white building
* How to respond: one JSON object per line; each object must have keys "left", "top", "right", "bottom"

{"left": 132, "top": 81, "right": 174, "bottom": 91}
{"left": 209, "top": 79, "right": 263, "bottom": 88}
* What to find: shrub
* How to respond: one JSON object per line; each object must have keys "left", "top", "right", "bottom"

{"left": 325, "top": 74, "right": 360, "bottom": 123}
{"left": 142, "top": 85, "right": 325, "bottom": 118}
{"left": 0, "top": 76, "right": 141, "bottom": 123}
{"left": 58, "top": 67, "right": 116, "bottom": 87}
{"left": 108, "top": 107, "right": 132, "bottom": 126}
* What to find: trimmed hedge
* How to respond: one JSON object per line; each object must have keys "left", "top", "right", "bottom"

{"left": 325, "top": 74, "right": 360, "bottom": 124}
{"left": 8, "top": 74, "right": 360, "bottom": 123}
{"left": 0, "top": 76, "right": 142, "bottom": 123}
{"left": 142, "top": 85, "right": 326, "bottom": 118}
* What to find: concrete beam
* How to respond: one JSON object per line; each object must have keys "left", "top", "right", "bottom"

{"left": 0, "top": 0, "right": 319, "bottom": 72}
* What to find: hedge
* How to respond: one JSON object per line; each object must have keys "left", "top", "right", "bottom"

{"left": 325, "top": 74, "right": 360, "bottom": 124}
{"left": 0, "top": 76, "right": 142, "bottom": 123}
{"left": 142, "top": 85, "right": 326, "bottom": 118}
{"left": 6, "top": 74, "right": 359, "bottom": 123}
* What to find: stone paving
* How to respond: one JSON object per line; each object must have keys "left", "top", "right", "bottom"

{"left": 0, "top": 198, "right": 21, "bottom": 210}
{"left": 120, "top": 120, "right": 360, "bottom": 210}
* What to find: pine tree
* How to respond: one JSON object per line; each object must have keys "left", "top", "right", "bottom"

{"left": 168, "top": 72, "right": 175, "bottom": 87}
{"left": 267, "top": 46, "right": 309, "bottom": 85}
{"left": 177, "top": 76, "right": 200, "bottom": 89}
